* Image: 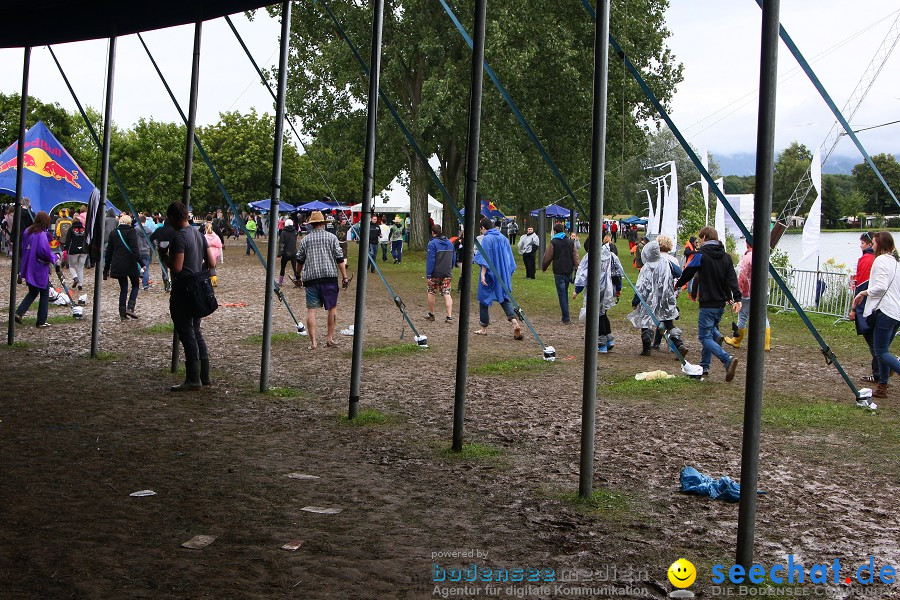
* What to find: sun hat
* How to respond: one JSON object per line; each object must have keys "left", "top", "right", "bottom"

{"left": 308, "top": 211, "right": 326, "bottom": 224}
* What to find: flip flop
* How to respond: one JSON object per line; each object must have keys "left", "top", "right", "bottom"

{"left": 474, "top": 329, "right": 488, "bottom": 336}
{"left": 513, "top": 325, "right": 523, "bottom": 340}
{"left": 326, "top": 340, "right": 337, "bottom": 348}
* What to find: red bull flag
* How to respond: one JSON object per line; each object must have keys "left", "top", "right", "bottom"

{"left": 0, "top": 120, "right": 111, "bottom": 214}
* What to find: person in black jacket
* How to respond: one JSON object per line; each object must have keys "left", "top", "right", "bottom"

{"left": 64, "top": 218, "right": 88, "bottom": 290}
{"left": 541, "top": 222, "right": 579, "bottom": 323}
{"left": 278, "top": 218, "right": 300, "bottom": 287}
{"left": 104, "top": 214, "right": 142, "bottom": 320}
{"left": 674, "top": 226, "right": 742, "bottom": 381}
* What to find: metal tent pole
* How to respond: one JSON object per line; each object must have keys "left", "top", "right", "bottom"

{"left": 579, "top": 0, "right": 611, "bottom": 499}
{"left": 261, "top": 1, "right": 292, "bottom": 392}
{"left": 737, "top": 0, "right": 780, "bottom": 569}
{"left": 91, "top": 36, "right": 116, "bottom": 358}
{"left": 348, "top": 0, "right": 385, "bottom": 419}
{"left": 171, "top": 20, "right": 202, "bottom": 373}
{"left": 7, "top": 47, "right": 29, "bottom": 346}
{"left": 451, "top": 0, "right": 488, "bottom": 452}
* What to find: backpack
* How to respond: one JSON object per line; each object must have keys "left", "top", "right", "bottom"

{"left": 56, "top": 216, "right": 73, "bottom": 241}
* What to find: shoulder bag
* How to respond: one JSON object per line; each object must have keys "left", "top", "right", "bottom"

{"left": 176, "top": 227, "right": 218, "bottom": 319}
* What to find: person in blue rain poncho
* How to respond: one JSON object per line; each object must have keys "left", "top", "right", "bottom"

{"left": 473, "top": 217, "right": 523, "bottom": 339}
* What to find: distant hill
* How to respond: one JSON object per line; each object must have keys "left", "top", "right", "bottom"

{"left": 715, "top": 152, "right": 900, "bottom": 177}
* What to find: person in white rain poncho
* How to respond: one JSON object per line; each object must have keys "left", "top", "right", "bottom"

{"left": 573, "top": 241, "right": 623, "bottom": 353}
{"left": 628, "top": 239, "right": 688, "bottom": 358}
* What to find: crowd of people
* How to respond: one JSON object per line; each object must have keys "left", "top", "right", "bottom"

{"left": 6, "top": 196, "right": 900, "bottom": 394}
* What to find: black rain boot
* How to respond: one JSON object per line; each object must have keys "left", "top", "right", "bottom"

{"left": 171, "top": 360, "right": 202, "bottom": 392}
{"left": 200, "top": 359, "right": 211, "bottom": 386}
{"left": 640, "top": 329, "right": 652, "bottom": 356}
{"left": 119, "top": 306, "right": 128, "bottom": 321}
{"left": 674, "top": 338, "right": 689, "bottom": 358}
{"left": 125, "top": 302, "right": 139, "bottom": 319}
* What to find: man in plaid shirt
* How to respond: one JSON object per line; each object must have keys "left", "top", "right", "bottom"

{"left": 297, "top": 211, "right": 351, "bottom": 350}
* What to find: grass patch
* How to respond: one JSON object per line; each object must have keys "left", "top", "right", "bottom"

{"left": 439, "top": 442, "right": 503, "bottom": 460}
{"left": 561, "top": 488, "right": 631, "bottom": 517}
{"left": 17, "top": 314, "right": 74, "bottom": 325}
{"left": 469, "top": 357, "right": 551, "bottom": 376}
{"left": 2, "top": 341, "right": 30, "bottom": 350}
{"left": 336, "top": 408, "right": 399, "bottom": 426}
{"left": 362, "top": 343, "right": 421, "bottom": 358}
{"left": 93, "top": 351, "right": 121, "bottom": 361}
{"left": 762, "top": 394, "right": 897, "bottom": 438}
{"left": 243, "top": 332, "right": 301, "bottom": 345}
{"left": 265, "top": 386, "right": 303, "bottom": 398}
{"left": 141, "top": 322, "right": 174, "bottom": 334}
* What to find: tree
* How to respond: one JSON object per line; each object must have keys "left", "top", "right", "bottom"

{"left": 723, "top": 175, "right": 754, "bottom": 194}
{"left": 820, "top": 174, "right": 853, "bottom": 228}
{"left": 772, "top": 141, "right": 812, "bottom": 216}
{"left": 852, "top": 153, "right": 900, "bottom": 216}
{"left": 277, "top": 0, "right": 682, "bottom": 248}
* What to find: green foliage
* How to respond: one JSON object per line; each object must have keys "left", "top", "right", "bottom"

{"left": 839, "top": 190, "right": 867, "bottom": 223}
{"left": 362, "top": 343, "right": 422, "bottom": 358}
{"left": 772, "top": 142, "right": 813, "bottom": 216}
{"left": 678, "top": 187, "right": 707, "bottom": 241}
{"left": 140, "top": 322, "right": 175, "bottom": 334}
{"left": 266, "top": 386, "right": 303, "bottom": 398}
{"left": 769, "top": 247, "right": 792, "bottom": 270}
{"left": 852, "top": 153, "right": 900, "bottom": 215}
{"left": 723, "top": 174, "right": 754, "bottom": 194}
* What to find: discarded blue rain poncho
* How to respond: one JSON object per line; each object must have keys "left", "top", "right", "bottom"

{"left": 679, "top": 466, "right": 743, "bottom": 502}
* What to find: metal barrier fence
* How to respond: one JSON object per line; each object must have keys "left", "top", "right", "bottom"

{"left": 767, "top": 267, "right": 853, "bottom": 322}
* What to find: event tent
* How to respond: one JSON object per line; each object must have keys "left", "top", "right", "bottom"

{"left": 350, "top": 175, "right": 443, "bottom": 225}
{"left": 248, "top": 199, "right": 295, "bottom": 213}
{"left": 460, "top": 199, "right": 504, "bottom": 220}
{"left": 529, "top": 203, "right": 570, "bottom": 218}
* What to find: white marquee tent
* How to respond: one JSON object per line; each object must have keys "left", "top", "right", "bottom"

{"left": 351, "top": 175, "right": 443, "bottom": 226}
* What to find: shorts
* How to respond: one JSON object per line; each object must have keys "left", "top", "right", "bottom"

{"left": 305, "top": 281, "right": 340, "bottom": 310}
{"left": 427, "top": 277, "right": 452, "bottom": 296}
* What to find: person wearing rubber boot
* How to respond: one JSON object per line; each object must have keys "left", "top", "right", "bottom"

{"left": 724, "top": 240, "right": 771, "bottom": 351}
{"left": 165, "top": 202, "right": 217, "bottom": 392}
{"left": 674, "top": 226, "right": 742, "bottom": 381}
{"left": 627, "top": 238, "right": 687, "bottom": 359}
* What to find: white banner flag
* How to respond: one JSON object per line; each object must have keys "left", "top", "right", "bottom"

{"left": 701, "top": 151, "right": 710, "bottom": 226}
{"left": 802, "top": 146, "right": 823, "bottom": 262}
{"left": 660, "top": 161, "right": 679, "bottom": 247}
{"left": 714, "top": 177, "right": 726, "bottom": 238}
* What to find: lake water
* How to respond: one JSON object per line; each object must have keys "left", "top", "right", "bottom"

{"left": 769, "top": 232, "right": 865, "bottom": 273}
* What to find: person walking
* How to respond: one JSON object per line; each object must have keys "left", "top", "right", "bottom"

{"left": 164, "top": 202, "right": 217, "bottom": 391}
{"left": 674, "top": 226, "right": 741, "bottom": 381}
{"left": 378, "top": 218, "right": 390, "bottom": 262}
{"left": 389, "top": 217, "right": 405, "bottom": 263}
{"left": 541, "top": 222, "right": 578, "bottom": 323}
{"left": 508, "top": 219, "right": 518, "bottom": 245}
{"left": 629, "top": 237, "right": 687, "bottom": 358}
{"left": 14, "top": 211, "right": 57, "bottom": 328}
{"left": 244, "top": 213, "right": 257, "bottom": 255}
{"left": 573, "top": 239, "right": 621, "bottom": 352}
{"left": 474, "top": 218, "right": 523, "bottom": 339}
{"left": 335, "top": 216, "right": 351, "bottom": 260}
{"left": 517, "top": 226, "right": 539, "bottom": 279}
{"left": 424, "top": 224, "right": 455, "bottom": 322}
{"left": 850, "top": 232, "right": 878, "bottom": 383}
{"left": 610, "top": 220, "right": 618, "bottom": 243}
{"left": 277, "top": 218, "right": 300, "bottom": 287}
{"left": 63, "top": 217, "right": 88, "bottom": 290}
{"left": 297, "top": 211, "right": 350, "bottom": 350}
{"left": 104, "top": 214, "right": 142, "bottom": 321}
{"left": 135, "top": 215, "right": 153, "bottom": 291}
{"left": 853, "top": 231, "right": 900, "bottom": 399}
{"left": 724, "top": 240, "right": 771, "bottom": 351}
{"left": 203, "top": 222, "right": 223, "bottom": 287}
{"left": 365, "top": 215, "right": 380, "bottom": 273}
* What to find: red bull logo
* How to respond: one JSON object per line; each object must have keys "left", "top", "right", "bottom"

{"left": 0, "top": 147, "right": 80, "bottom": 188}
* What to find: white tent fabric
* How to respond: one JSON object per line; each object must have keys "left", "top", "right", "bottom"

{"left": 714, "top": 177, "right": 726, "bottom": 238}
{"left": 649, "top": 178, "right": 661, "bottom": 235}
{"left": 802, "top": 146, "right": 823, "bottom": 262}
{"left": 660, "top": 161, "right": 679, "bottom": 247}
{"left": 723, "top": 194, "right": 754, "bottom": 239}
{"left": 350, "top": 175, "right": 443, "bottom": 226}
{"left": 700, "top": 151, "right": 710, "bottom": 225}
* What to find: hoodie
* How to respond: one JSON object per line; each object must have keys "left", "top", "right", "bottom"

{"left": 674, "top": 240, "right": 740, "bottom": 308}
{"left": 426, "top": 235, "right": 455, "bottom": 278}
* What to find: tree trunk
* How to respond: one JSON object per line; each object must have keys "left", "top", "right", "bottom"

{"left": 408, "top": 152, "right": 430, "bottom": 250}
{"left": 441, "top": 137, "right": 464, "bottom": 237}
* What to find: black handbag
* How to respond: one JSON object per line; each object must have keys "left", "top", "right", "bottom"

{"left": 178, "top": 269, "right": 218, "bottom": 318}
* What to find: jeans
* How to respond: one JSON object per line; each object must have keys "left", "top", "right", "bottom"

{"left": 736, "top": 296, "right": 769, "bottom": 328}
{"left": 872, "top": 311, "right": 900, "bottom": 384}
{"left": 391, "top": 240, "right": 403, "bottom": 262}
{"left": 246, "top": 236, "right": 255, "bottom": 255}
{"left": 16, "top": 283, "right": 49, "bottom": 325}
{"left": 380, "top": 242, "right": 388, "bottom": 261}
{"left": 523, "top": 251, "right": 536, "bottom": 279}
{"left": 554, "top": 274, "right": 571, "bottom": 322}
{"left": 171, "top": 298, "right": 209, "bottom": 362}
{"left": 116, "top": 273, "right": 139, "bottom": 309}
{"left": 863, "top": 329, "right": 879, "bottom": 380}
{"left": 698, "top": 307, "right": 732, "bottom": 370}
{"left": 479, "top": 299, "right": 515, "bottom": 326}
{"left": 140, "top": 254, "right": 151, "bottom": 288}
{"left": 368, "top": 244, "right": 378, "bottom": 272}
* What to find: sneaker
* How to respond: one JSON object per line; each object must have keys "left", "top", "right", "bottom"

{"left": 598, "top": 344, "right": 609, "bottom": 354}
{"left": 859, "top": 375, "right": 877, "bottom": 383}
{"left": 36, "top": 322, "right": 51, "bottom": 328}
{"left": 725, "top": 357, "right": 739, "bottom": 382}
{"left": 445, "top": 315, "right": 454, "bottom": 323}
{"left": 424, "top": 312, "right": 435, "bottom": 321}
{"left": 142, "top": 286, "right": 149, "bottom": 291}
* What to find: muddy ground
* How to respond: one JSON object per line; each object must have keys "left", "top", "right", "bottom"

{"left": 1, "top": 239, "right": 897, "bottom": 599}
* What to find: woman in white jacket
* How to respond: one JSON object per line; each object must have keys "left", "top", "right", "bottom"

{"left": 853, "top": 231, "right": 900, "bottom": 398}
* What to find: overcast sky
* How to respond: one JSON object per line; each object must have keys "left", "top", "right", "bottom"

{"left": 0, "top": 2, "right": 897, "bottom": 162}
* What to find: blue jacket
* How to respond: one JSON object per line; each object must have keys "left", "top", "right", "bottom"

{"left": 426, "top": 235, "right": 455, "bottom": 278}
{"left": 474, "top": 228, "right": 517, "bottom": 305}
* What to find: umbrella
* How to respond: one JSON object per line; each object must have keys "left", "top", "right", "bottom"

{"left": 248, "top": 199, "right": 295, "bottom": 212}
{"left": 296, "top": 200, "right": 335, "bottom": 212}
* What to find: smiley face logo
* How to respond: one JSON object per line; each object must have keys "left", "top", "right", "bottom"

{"left": 668, "top": 558, "right": 696, "bottom": 588}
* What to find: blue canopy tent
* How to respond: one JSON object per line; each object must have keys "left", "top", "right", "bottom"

{"left": 622, "top": 216, "right": 647, "bottom": 225}
{"left": 295, "top": 199, "right": 335, "bottom": 212}
{"left": 529, "top": 203, "right": 570, "bottom": 218}
{"left": 248, "top": 199, "right": 295, "bottom": 213}
{"left": 0, "top": 121, "right": 118, "bottom": 214}
{"left": 323, "top": 200, "right": 353, "bottom": 211}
